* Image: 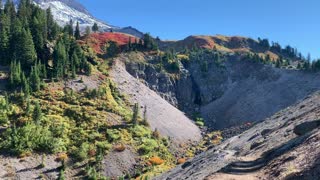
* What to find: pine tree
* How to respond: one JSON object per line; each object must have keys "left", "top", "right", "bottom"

{"left": 26, "top": 98, "right": 31, "bottom": 115}
{"left": 46, "top": 8, "right": 59, "bottom": 40}
{"left": 83, "top": 61, "right": 91, "bottom": 76}
{"left": 0, "top": 23, "right": 9, "bottom": 65}
{"left": 71, "top": 51, "right": 79, "bottom": 78}
{"left": 31, "top": 16, "right": 45, "bottom": 60}
{"left": 30, "top": 64, "right": 41, "bottom": 92}
{"left": 143, "top": 33, "right": 158, "bottom": 50}
{"left": 127, "top": 37, "right": 132, "bottom": 51}
{"left": 74, "top": 21, "right": 81, "bottom": 40}
{"left": 92, "top": 22, "right": 98, "bottom": 32}
{"left": 85, "top": 26, "right": 91, "bottom": 36}
{"left": 17, "top": 0, "right": 29, "bottom": 23}
{"left": 67, "top": 19, "right": 74, "bottom": 36}
{"left": 106, "top": 41, "right": 119, "bottom": 58}
{"left": 33, "top": 101, "right": 42, "bottom": 124}
{"left": 132, "top": 103, "right": 140, "bottom": 126}
{"left": 53, "top": 41, "right": 67, "bottom": 79}
{"left": 21, "top": 72, "right": 30, "bottom": 98}
{"left": 15, "top": 28, "right": 37, "bottom": 68}
{"left": 142, "top": 106, "right": 149, "bottom": 127}
{"left": 4, "top": 0, "right": 16, "bottom": 23}
{"left": 9, "top": 60, "right": 22, "bottom": 88}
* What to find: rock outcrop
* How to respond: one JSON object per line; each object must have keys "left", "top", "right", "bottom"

{"left": 122, "top": 52, "right": 320, "bottom": 129}
{"left": 109, "top": 56, "right": 202, "bottom": 144}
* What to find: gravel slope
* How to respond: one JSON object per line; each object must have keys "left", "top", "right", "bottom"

{"left": 110, "top": 58, "right": 202, "bottom": 144}
{"left": 157, "top": 91, "right": 320, "bottom": 180}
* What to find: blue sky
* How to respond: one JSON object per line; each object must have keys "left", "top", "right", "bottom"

{"left": 78, "top": 0, "right": 320, "bottom": 59}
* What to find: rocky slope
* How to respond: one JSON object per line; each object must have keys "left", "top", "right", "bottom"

{"left": 110, "top": 54, "right": 202, "bottom": 144}
{"left": 157, "top": 91, "right": 320, "bottom": 180}
{"left": 122, "top": 41, "right": 320, "bottom": 129}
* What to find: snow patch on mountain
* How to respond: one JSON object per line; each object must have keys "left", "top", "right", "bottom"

{"left": 35, "top": 1, "right": 114, "bottom": 31}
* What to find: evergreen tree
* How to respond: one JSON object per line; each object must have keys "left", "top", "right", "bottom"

{"left": 143, "top": 33, "right": 158, "bottom": 50}
{"left": 33, "top": 101, "right": 42, "bottom": 124}
{"left": 85, "top": 26, "right": 91, "bottom": 36}
{"left": 0, "top": 21, "right": 9, "bottom": 64}
{"left": 297, "top": 62, "right": 302, "bottom": 70}
{"left": 21, "top": 72, "right": 30, "bottom": 97}
{"left": 307, "top": 53, "right": 311, "bottom": 62}
{"left": 9, "top": 60, "right": 22, "bottom": 88}
{"left": 74, "top": 21, "right": 81, "bottom": 40}
{"left": 83, "top": 61, "right": 91, "bottom": 76}
{"left": 132, "top": 103, "right": 140, "bottom": 126}
{"left": 68, "top": 19, "right": 73, "bottom": 36}
{"left": 127, "top": 37, "right": 132, "bottom": 51}
{"left": 17, "top": 0, "right": 30, "bottom": 25}
{"left": 70, "top": 51, "right": 79, "bottom": 78}
{"left": 26, "top": 98, "right": 31, "bottom": 115}
{"left": 303, "top": 60, "right": 311, "bottom": 70}
{"left": 53, "top": 41, "right": 67, "bottom": 79}
{"left": 29, "top": 64, "right": 41, "bottom": 92}
{"left": 4, "top": 0, "right": 16, "bottom": 23}
{"left": 46, "top": 8, "right": 59, "bottom": 40}
{"left": 15, "top": 28, "right": 37, "bottom": 68}
{"left": 92, "top": 22, "right": 98, "bottom": 32}
{"left": 105, "top": 41, "right": 119, "bottom": 58}
{"left": 31, "top": 16, "right": 45, "bottom": 60}
{"left": 142, "top": 106, "right": 149, "bottom": 126}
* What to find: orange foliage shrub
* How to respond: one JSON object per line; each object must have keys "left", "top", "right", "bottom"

{"left": 177, "top": 158, "right": 186, "bottom": 164}
{"left": 149, "top": 156, "right": 165, "bottom": 166}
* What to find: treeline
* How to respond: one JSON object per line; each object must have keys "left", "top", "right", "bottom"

{"left": 0, "top": 0, "right": 91, "bottom": 93}
{"left": 257, "top": 38, "right": 304, "bottom": 60}
{"left": 104, "top": 33, "right": 159, "bottom": 58}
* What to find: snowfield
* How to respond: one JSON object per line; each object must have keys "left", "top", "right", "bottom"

{"left": 36, "top": 1, "right": 114, "bottom": 30}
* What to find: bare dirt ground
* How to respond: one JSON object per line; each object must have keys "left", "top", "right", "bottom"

{"left": 0, "top": 155, "right": 60, "bottom": 180}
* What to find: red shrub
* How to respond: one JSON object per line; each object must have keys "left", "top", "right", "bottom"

{"left": 85, "top": 32, "right": 139, "bottom": 54}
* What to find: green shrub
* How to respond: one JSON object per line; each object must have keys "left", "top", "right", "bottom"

{"left": 195, "top": 121, "right": 204, "bottom": 127}
{"left": 0, "top": 96, "right": 9, "bottom": 126}
{"left": 0, "top": 123, "right": 64, "bottom": 155}
{"left": 138, "top": 138, "right": 158, "bottom": 155}
{"left": 107, "top": 129, "right": 121, "bottom": 142}
{"left": 73, "top": 142, "right": 90, "bottom": 161}
{"left": 195, "top": 117, "right": 205, "bottom": 127}
{"left": 131, "top": 125, "right": 150, "bottom": 138}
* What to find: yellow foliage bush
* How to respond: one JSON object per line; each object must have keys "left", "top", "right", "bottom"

{"left": 114, "top": 144, "right": 126, "bottom": 152}
{"left": 56, "top": 153, "right": 68, "bottom": 162}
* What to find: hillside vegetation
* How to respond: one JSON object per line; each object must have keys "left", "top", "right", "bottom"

{"left": 0, "top": 1, "right": 199, "bottom": 179}
{"left": 1, "top": 1, "right": 320, "bottom": 179}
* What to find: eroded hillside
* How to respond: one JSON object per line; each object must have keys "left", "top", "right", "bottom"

{"left": 157, "top": 91, "right": 320, "bottom": 180}
{"left": 118, "top": 48, "right": 320, "bottom": 129}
